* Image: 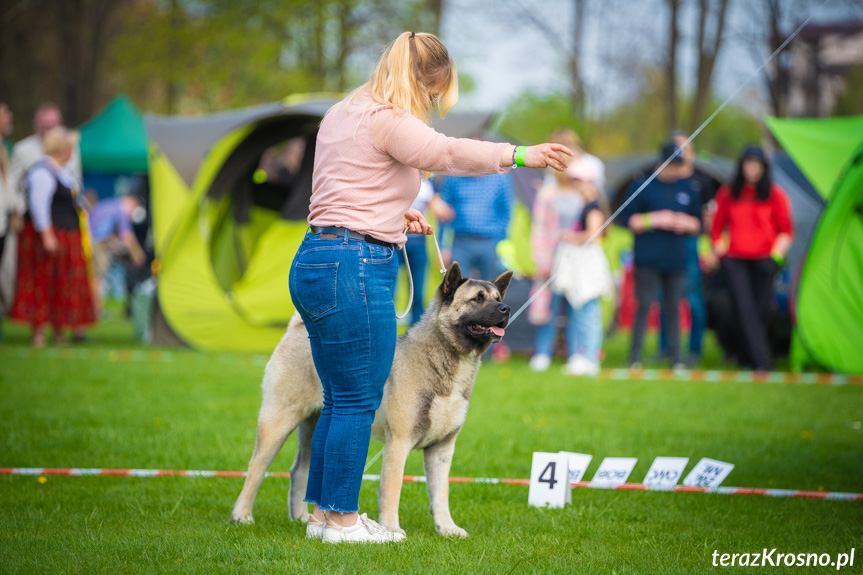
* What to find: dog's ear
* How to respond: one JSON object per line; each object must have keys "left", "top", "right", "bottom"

{"left": 492, "top": 270, "right": 514, "bottom": 299}
{"left": 440, "top": 261, "right": 466, "bottom": 304}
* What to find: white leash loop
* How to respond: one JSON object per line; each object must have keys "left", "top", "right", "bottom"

{"left": 396, "top": 226, "right": 447, "bottom": 320}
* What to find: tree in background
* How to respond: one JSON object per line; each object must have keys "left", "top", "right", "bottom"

{"left": 0, "top": 0, "right": 435, "bottom": 134}
{"left": 106, "top": 0, "right": 437, "bottom": 115}
{"left": 0, "top": 0, "right": 131, "bottom": 130}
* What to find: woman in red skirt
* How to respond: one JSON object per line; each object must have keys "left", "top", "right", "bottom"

{"left": 11, "top": 127, "right": 95, "bottom": 346}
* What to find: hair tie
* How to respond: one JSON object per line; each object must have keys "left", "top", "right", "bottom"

{"left": 410, "top": 31, "right": 415, "bottom": 39}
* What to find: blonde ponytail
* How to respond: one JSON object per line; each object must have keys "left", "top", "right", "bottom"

{"left": 362, "top": 31, "right": 458, "bottom": 124}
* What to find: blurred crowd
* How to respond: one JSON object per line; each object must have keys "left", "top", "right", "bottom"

{"left": 399, "top": 127, "right": 794, "bottom": 374}
{"left": 0, "top": 101, "right": 147, "bottom": 346}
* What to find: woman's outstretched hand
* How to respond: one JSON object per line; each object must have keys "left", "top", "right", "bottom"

{"left": 523, "top": 144, "right": 574, "bottom": 171}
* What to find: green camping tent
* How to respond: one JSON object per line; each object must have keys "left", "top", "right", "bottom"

{"left": 146, "top": 95, "right": 339, "bottom": 352}
{"left": 766, "top": 115, "right": 863, "bottom": 374}
{"left": 79, "top": 95, "right": 148, "bottom": 173}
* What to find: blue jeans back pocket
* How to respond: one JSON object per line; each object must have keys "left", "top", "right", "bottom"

{"left": 292, "top": 262, "right": 339, "bottom": 318}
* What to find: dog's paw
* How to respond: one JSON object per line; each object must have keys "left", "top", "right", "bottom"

{"left": 295, "top": 510, "right": 311, "bottom": 524}
{"left": 436, "top": 523, "right": 468, "bottom": 538}
{"left": 230, "top": 513, "right": 254, "bottom": 525}
{"left": 380, "top": 522, "right": 407, "bottom": 537}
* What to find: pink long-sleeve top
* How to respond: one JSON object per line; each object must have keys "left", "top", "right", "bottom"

{"left": 309, "top": 89, "right": 512, "bottom": 246}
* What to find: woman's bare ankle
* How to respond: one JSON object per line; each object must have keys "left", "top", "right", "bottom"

{"left": 325, "top": 510, "right": 359, "bottom": 527}
{"left": 312, "top": 506, "right": 326, "bottom": 523}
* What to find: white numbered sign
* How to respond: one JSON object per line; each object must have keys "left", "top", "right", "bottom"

{"left": 558, "top": 452, "right": 593, "bottom": 484}
{"left": 528, "top": 452, "right": 571, "bottom": 508}
{"left": 643, "top": 457, "right": 689, "bottom": 490}
{"left": 589, "top": 457, "right": 638, "bottom": 489}
{"left": 682, "top": 458, "right": 734, "bottom": 488}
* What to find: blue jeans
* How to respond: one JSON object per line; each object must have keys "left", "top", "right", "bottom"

{"left": 533, "top": 293, "right": 603, "bottom": 362}
{"left": 450, "top": 234, "right": 503, "bottom": 280}
{"left": 397, "top": 234, "right": 428, "bottom": 324}
{"left": 288, "top": 231, "right": 398, "bottom": 513}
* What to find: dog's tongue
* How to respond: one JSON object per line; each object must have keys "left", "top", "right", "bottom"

{"left": 489, "top": 326, "right": 505, "bottom": 337}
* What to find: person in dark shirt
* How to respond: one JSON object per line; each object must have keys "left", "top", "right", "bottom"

{"left": 657, "top": 131, "right": 717, "bottom": 366}
{"left": 618, "top": 142, "right": 702, "bottom": 368}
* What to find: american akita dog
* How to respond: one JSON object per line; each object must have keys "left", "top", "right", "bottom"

{"left": 230, "top": 262, "right": 512, "bottom": 537}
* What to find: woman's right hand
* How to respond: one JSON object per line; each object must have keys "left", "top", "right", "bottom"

{"left": 41, "top": 229, "right": 59, "bottom": 254}
{"left": 523, "top": 144, "right": 573, "bottom": 172}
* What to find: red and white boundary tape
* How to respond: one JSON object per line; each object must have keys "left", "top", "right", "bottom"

{"left": 2, "top": 467, "right": 860, "bottom": 502}
{"left": 5, "top": 346, "right": 862, "bottom": 385}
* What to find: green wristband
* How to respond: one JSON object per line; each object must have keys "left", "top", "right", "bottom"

{"left": 771, "top": 251, "right": 785, "bottom": 267}
{"left": 642, "top": 213, "right": 651, "bottom": 231}
{"left": 515, "top": 146, "right": 527, "bottom": 168}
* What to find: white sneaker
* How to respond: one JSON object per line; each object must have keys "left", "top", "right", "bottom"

{"left": 529, "top": 354, "right": 552, "bottom": 372}
{"left": 305, "top": 514, "right": 325, "bottom": 539}
{"left": 322, "top": 513, "right": 405, "bottom": 544}
{"left": 581, "top": 359, "right": 601, "bottom": 377}
{"left": 562, "top": 354, "right": 587, "bottom": 376}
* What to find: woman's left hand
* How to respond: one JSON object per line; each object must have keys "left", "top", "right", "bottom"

{"left": 404, "top": 209, "right": 433, "bottom": 235}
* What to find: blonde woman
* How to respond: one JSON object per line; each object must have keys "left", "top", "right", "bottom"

{"left": 10, "top": 127, "right": 95, "bottom": 346}
{"left": 290, "top": 31, "right": 572, "bottom": 543}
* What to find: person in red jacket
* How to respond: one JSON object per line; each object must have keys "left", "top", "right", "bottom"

{"left": 711, "top": 145, "right": 793, "bottom": 371}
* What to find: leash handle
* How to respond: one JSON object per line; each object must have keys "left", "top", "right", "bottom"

{"left": 430, "top": 229, "right": 447, "bottom": 273}
{"left": 396, "top": 226, "right": 447, "bottom": 320}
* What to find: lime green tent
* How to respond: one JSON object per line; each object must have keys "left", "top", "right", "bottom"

{"left": 79, "top": 95, "right": 148, "bottom": 173}
{"left": 146, "top": 96, "right": 338, "bottom": 352}
{"left": 766, "top": 115, "right": 863, "bottom": 374}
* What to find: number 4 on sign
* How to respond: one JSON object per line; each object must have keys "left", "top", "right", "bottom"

{"left": 528, "top": 452, "right": 571, "bottom": 508}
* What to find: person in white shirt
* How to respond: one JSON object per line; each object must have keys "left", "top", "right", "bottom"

{"left": 9, "top": 102, "right": 83, "bottom": 216}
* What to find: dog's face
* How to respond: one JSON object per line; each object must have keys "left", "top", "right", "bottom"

{"left": 435, "top": 262, "right": 513, "bottom": 354}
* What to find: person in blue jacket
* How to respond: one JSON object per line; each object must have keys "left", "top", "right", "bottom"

{"left": 617, "top": 142, "right": 702, "bottom": 368}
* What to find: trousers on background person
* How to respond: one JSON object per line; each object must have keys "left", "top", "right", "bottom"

{"left": 396, "top": 234, "right": 428, "bottom": 324}
{"left": 720, "top": 257, "right": 777, "bottom": 370}
{"left": 659, "top": 237, "right": 707, "bottom": 365}
{"left": 631, "top": 267, "right": 686, "bottom": 366}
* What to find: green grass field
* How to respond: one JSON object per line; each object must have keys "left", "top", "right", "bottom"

{"left": 1, "top": 310, "right": 861, "bottom": 574}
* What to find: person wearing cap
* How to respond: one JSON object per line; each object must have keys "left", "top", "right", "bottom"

{"left": 711, "top": 145, "right": 793, "bottom": 371}
{"left": 656, "top": 131, "right": 717, "bottom": 366}
{"left": 529, "top": 149, "right": 609, "bottom": 374}
{"left": 10, "top": 127, "right": 96, "bottom": 347}
{"left": 617, "top": 142, "right": 703, "bottom": 368}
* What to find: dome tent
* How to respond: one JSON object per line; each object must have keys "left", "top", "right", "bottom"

{"left": 146, "top": 96, "right": 338, "bottom": 352}
{"left": 80, "top": 94, "right": 149, "bottom": 173}
{"left": 79, "top": 95, "right": 149, "bottom": 199}
{"left": 766, "top": 115, "right": 863, "bottom": 374}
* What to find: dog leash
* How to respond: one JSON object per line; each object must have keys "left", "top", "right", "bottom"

{"left": 396, "top": 226, "right": 447, "bottom": 320}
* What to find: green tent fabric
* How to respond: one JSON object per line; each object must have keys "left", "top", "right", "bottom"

{"left": 766, "top": 116, "right": 863, "bottom": 374}
{"left": 146, "top": 97, "right": 338, "bottom": 352}
{"left": 765, "top": 114, "right": 863, "bottom": 198}
{"left": 79, "top": 95, "right": 148, "bottom": 173}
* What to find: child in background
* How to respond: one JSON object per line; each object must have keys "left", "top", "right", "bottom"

{"left": 530, "top": 157, "right": 610, "bottom": 375}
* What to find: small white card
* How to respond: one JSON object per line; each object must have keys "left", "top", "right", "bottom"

{"left": 558, "top": 452, "right": 593, "bottom": 484}
{"left": 682, "top": 457, "right": 734, "bottom": 488}
{"left": 643, "top": 457, "right": 689, "bottom": 490}
{"left": 589, "top": 457, "right": 638, "bottom": 489}
{"left": 528, "top": 452, "right": 571, "bottom": 508}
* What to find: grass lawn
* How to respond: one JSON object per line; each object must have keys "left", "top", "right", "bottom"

{"left": 1, "top": 310, "right": 861, "bottom": 574}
